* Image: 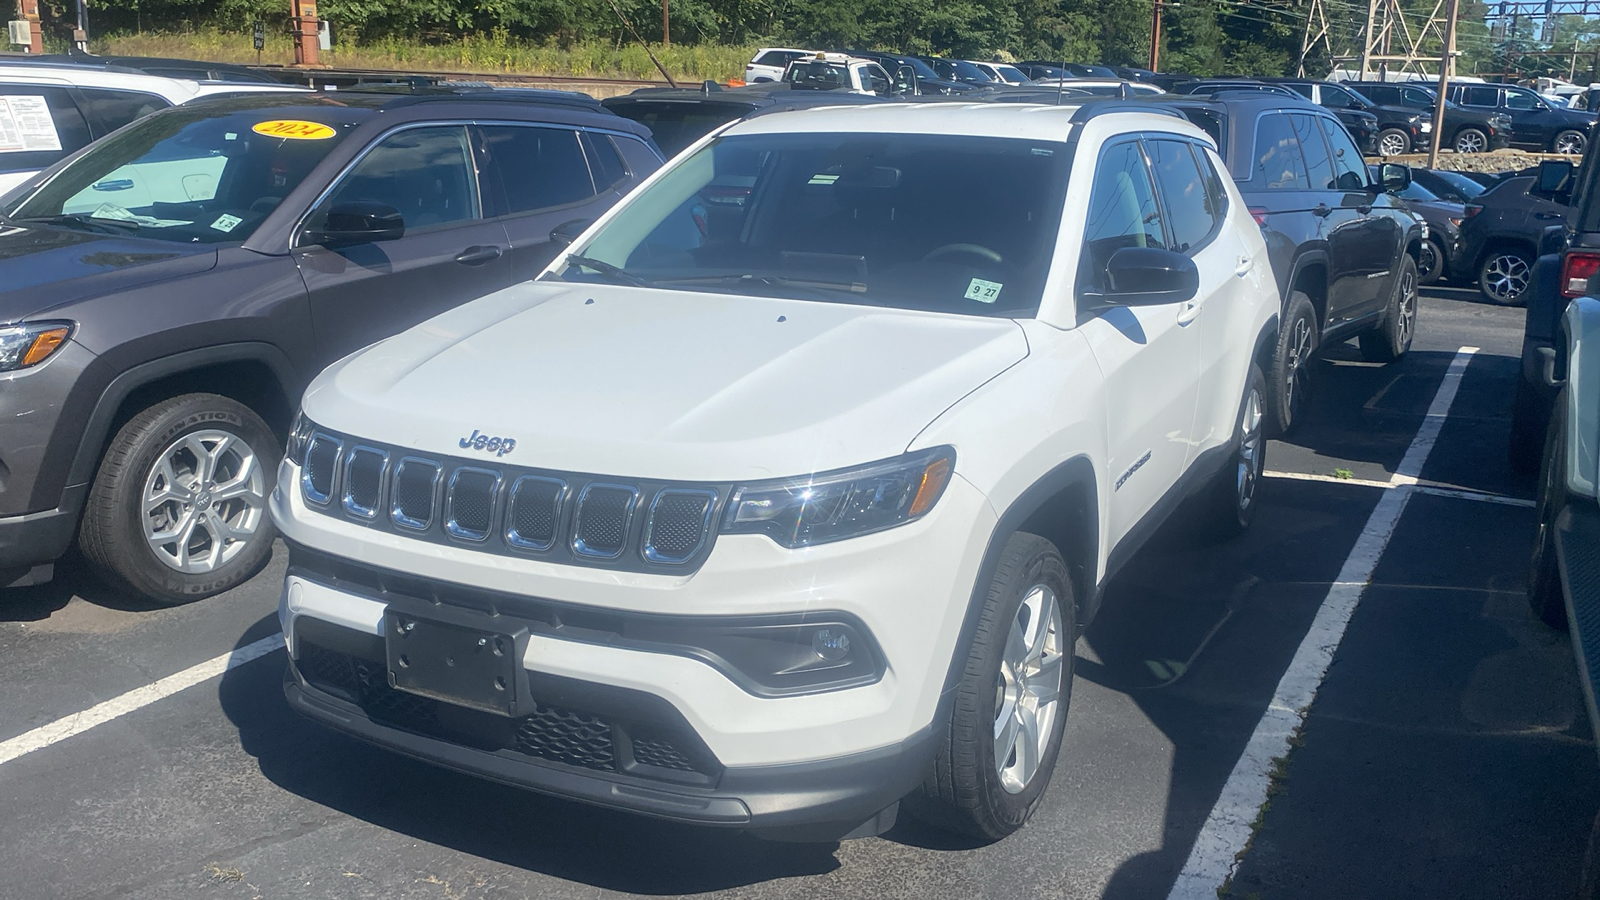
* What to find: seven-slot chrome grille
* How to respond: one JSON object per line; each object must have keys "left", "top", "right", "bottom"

{"left": 299, "top": 430, "right": 727, "bottom": 572}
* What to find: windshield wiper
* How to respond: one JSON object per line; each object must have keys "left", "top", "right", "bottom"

{"left": 560, "top": 255, "right": 653, "bottom": 287}
{"left": 15, "top": 214, "right": 141, "bottom": 234}
{"left": 657, "top": 272, "right": 869, "bottom": 296}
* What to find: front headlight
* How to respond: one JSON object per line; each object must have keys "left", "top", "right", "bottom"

{"left": 722, "top": 447, "right": 955, "bottom": 547}
{"left": 1420, "top": 120, "right": 1432, "bottom": 133}
{"left": 285, "top": 412, "right": 317, "bottom": 466}
{"left": 0, "top": 322, "right": 71, "bottom": 371}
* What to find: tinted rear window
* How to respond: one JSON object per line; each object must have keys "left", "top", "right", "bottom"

{"left": 606, "top": 102, "right": 748, "bottom": 158}
{"left": 1252, "top": 114, "right": 1310, "bottom": 189}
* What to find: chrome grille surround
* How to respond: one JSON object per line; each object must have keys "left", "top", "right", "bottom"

{"left": 644, "top": 489, "right": 718, "bottom": 564}
{"left": 302, "top": 433, "right": 343, "bottom": 506}
{"left": 572, "top": 483, "right": 640, "bottom": 559}
{"left": 506, "top": 475, "right": 567, "bottom": 551}
{"left": 341, "top": 445, "right": 390, "bottom": 520}
{"left": 296, "top": 429, "right": 725, "bottom": 573}
{"left": 446, "top": 467, "right": 503, "bottom": 542}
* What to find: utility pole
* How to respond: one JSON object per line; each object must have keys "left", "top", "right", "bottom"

{"left": 290, "top": 0, "right": 321, "bottom": 66}
{"left": 72, "top": 0, "right": 87, "bottom": 51}
{"left": 13, "top": 0, "right": 42, "bottom": 53}
{"left": 662, "top": 0, "right": 669, "bottom": 47}
{"left": 1427, "top": 0, "right": 1460, "bottom": 168}
{"left": 1149, "top": 0, "right": 1163, "bottom": 71}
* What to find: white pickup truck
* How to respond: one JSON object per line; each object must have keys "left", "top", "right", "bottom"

{"left": 781, "top": 53, "right": 898, "bottom": 96}
{"left": 272, "top": 101, "right": 1279, "bottom": 843}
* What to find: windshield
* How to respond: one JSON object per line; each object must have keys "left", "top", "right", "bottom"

{"left": 1419, "top": 168, "right": 1487, "bottom": 201}
{"left": 557, "top": 132, "right": 1071, "bottom": 317}
{"left": 944, "top": 59, "right": 993, "bottom": 82}
{"left": 7, "top": 104, "right": 354, "bottom": 243}
{"left": 996, "top": 65, "right": 1029, "bottom": 82}
{"left": 785, "top": 61, "right": 852, "bottom": 90}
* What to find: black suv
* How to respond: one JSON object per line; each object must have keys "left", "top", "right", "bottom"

{"left": 841, "top": 51, "right": 974, "bottom": 95}
{"left": 1155, "top": 93, "right": 1423, "bottom": 432}
{"left": 0, "top": 88, "right": 660, "bottom": 602}
{"left": 1267, "top": 78, "right": 1431, "bottom": 156}
{"left": 1448, "top": 82, "right": 1595, "bottom": 154}
{"left": 1455, "top": 173, "right": 1573, "bottom": 305}
{"left": 602, "top": 83, "right": 884, "bottom": 157}
{"left": 1344, "top": 80, "right": 1512, "bottom": 154}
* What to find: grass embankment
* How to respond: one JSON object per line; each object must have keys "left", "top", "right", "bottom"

{"left": 99, "top": 29, "right": 754, "bottom": 82}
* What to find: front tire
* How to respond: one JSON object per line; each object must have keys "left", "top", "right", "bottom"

{"left": 1268, "top": 291, "right": 1318, "bottom": 435}
{"left": 1360, "top": 254, "right": 1419, "bottom": 362}
{"left": 1530, "top": 387, "right": 1570, "bottom": 630}
{"left": 911, "top": 532, "right": 1073, "bottom": 841}
{"left": 1479, "top": 247, "right": 1534, "bottom": 306}
{"left": 1454, "top": 127, "right": 1488, "bottom": 154}
{"left": 1377, "top": 127, "right": 1412, "bottom": 156}
{"left": 1417, "top": 236, "right": 1447, "bottom": 285}
{"left": 78, "top": 393, "right": 279, "bottom": 605}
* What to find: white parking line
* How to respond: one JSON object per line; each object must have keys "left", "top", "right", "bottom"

{"left": 0, "top": 633, "right": 283, "bottom": 768}
{"left": 1167, "top": 346, "right": 1479, "bottom": 899}
{"left": 1265, "top": 470, "right": 1535, "bottom": 508}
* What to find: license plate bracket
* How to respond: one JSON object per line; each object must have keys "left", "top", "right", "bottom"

{"left": 384, "top": 610, "right": 527, "bottom": 717}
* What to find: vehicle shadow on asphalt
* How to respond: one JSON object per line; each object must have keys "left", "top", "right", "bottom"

{"left": 216, "top": 622, "right": 843, "bottom": 894}
{"left": 0, "top": 549, "right": 171, "bottom": 623}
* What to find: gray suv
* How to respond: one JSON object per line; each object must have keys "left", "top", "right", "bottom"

{"left": 0, "top": 88, "right": 660, "bottom": 603}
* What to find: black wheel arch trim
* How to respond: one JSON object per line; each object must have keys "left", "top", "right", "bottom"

{"left": 63, "top": 342, "right": 300, "bottom": 493}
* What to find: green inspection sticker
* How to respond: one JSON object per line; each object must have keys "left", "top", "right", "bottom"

{"left": 964, "top": 278, "right": 1002, "bottom": 303}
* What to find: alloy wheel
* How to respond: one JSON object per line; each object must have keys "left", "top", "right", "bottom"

{"left": 1482, "top": 254, "right": 1530, "bottom": 304}
{"left": 1396, "top": 266, "right": 1418, "bottom": 346}
{"left": 1455, "top": 131, "right": 1486, "bottom": 153}
{"left": 142, "top": 429, "right": 266, "bottom": 573}
{"left": 1417, "top": 242, "right": 1439, "bottom": 281}
{"left": 1557, "top": 132, "right": 1587, "bottom": 155}
{"left": 1285, "top": 317, "right": 1312, "bottom": 414}
{"left": 1236, "top": 386, "right": 1265, "bottom": 514}
{"left": 1378, "top": 132, "right": 1410, "bottom": 156}
{"left": 993, "top": 583, "right": 1066, "bottom": 794}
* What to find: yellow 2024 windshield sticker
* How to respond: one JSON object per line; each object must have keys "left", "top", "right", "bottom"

{"left": 251, "top": 120, "right": 336, "bottom": 140}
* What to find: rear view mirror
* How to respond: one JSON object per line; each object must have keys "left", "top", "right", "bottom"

{"left": 1103, "top": 247, "right": 1199, "bottom": 306}
{"left": 550, "top": 218, "right": 593, "bottom": 247}
{"left": 307, "top": 200, "right": 404, "bottom": 247}
{"left": 1379, "top": 163, "right": 1411, "bottom": 193}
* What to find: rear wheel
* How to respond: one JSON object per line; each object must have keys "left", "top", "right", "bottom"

{"left": 1268, "top": 291, "right": 1318, "bottom": 434}
{"left": 1479, "top": 247, "right": 1534, "bottom": 306}
{"left": 1530, "top": 387, "right": 1570, "bottom": 630}
{"left": 910, "top": 532, "right": 1073, "bottom": 841}
{"left": 1416, "top": 236, "right": 1447, "bottom": 285}
{"left": 78, "top": 393, "right": 279, "bottom": 605}
{"left": 1454, "top": 128, "right": 1488, "bottom": 153}
{"left": 1359, "top": 254, "right": 1418, "bottom": 362}
{"left": 1377, "top": 127, "right": 1412, "bottom": 156}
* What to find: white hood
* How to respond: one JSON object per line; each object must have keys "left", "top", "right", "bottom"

{"left": 303, "top": 282, "right": 1029, "bottom": 482}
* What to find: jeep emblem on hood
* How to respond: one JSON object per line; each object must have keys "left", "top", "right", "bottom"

{"left": 460, "top": 430, "right": 517, "bottom": 457}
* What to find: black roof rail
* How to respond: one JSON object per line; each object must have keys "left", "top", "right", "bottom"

{"left": 1066, "top": 99, "right": 1187, "bottom": 122}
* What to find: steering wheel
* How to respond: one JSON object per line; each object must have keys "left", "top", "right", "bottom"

{"left": 923, "top": 243, "right": 1004, "bottom": 265}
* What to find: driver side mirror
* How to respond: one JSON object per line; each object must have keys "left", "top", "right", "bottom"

{"left": 1378, "top": 163, "right": 1411, "bottom": 193}
{"left": 1101, "top": 247, "right": 1199, "bottom": 306}
{"left": 1534, "top": 159, "right": 1575, "bottom": 202}
{"left": 306, "top": 200, "right": 404, "bottom": 247}
{"left": 550, "top": 218, "right": 593, "bottom": 247}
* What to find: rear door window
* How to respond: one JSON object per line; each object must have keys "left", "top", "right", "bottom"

{"left": 0, "top": 85, "right": 91, "bottom": 174}
{"left": 580, "top": 131, "right": 629, "bottom": 192}
{"left": 1146, "top": 139, "right": 1218, "bottom": 252}
{"left": 1461, "top": 85, "right": 1500, "bottom": 108}
{"left": 755, "top": 50, "right": 803, "bottom": 68}
{"left": 76, "top": 88, "right": 170, "bottom": 137}
{"left": 479, "top": 125, "right": 596, "bottom": 216}
{"left": 1251, "top": 113, "right": 1310, "bottom": 190}
{"left": 1292, "top": 113, "right": 1336, "bottom": 190}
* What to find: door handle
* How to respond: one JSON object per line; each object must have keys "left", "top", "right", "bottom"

{"left": 1177, "top": 298, "right": 1202, "bottom": 325}
{"left": 1312, "top": 203, "right": 1332, "bottom": 218}
{"left": 1535, "top": 211, "right": 1565, "bottom": 220}
{"left": 455, "top": 245, "right": 503, "bottom": 266}
{"left": 1235, "top": 255, "right": 1254, "bottom": 276}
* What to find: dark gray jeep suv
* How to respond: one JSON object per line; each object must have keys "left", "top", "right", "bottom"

{"left": 1155, "top": 93, "right": 1424, "bottom": 432}
{"left": 0, "top": 88, "right": 660, "bottom": 603}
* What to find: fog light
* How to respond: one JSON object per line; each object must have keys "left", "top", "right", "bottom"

{"left": 813, "top": 627, "right": 852, "bottom": 661}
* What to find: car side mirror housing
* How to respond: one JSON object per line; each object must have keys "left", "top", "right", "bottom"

{"left": 550, "top": 218, "right": 593, "bottom": 247}
{"left": 306, "top": 200, "right": 404, "bottom": 247}
{"left": 1378, "top": 163, "right": 1411, "bottom": 193}
{"left": 1535, "top": 159, "right": 1575, "bottom": 200}
{"left": 1101, "top": 247, "right": 1199, "bottom": 306}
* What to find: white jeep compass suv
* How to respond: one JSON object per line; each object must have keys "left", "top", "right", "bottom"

{"left": 271, "top": 101, "right": 1280, "bottom": 842}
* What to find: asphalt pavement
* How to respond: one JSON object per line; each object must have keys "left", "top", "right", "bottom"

{"left": 1, "top": 283, "right": 1592, "bottom": 900}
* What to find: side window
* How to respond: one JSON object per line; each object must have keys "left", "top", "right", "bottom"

{"left": 1081, "top": 141, "right": 1165, "bottom": 289}
{"left": 1319, "top": 117, "right": 1368, "bottom": 190}
{"left": 480, "top": 125, "right": 596, "bottom": 215}
{"left": 1505, "top": 89, "right": 1541, "bottom": 110}
{"left": 863, "top": 65, "right": 891, "bottom": 95}
{"left": 755, "top": 51, "right": 793, "bottom": 68}
{"left": 1291, "top": 113, "right": 1336, "bottom": 190}
{"left": 1252, "top": 113, "right": 1309, "bottom": 190}
{"left": 1286, "top": 83, "right": 1315, "bottom": 100}
{"left": 1400, "top": 87, "right": 1431, "bottom": 108}
{"left": 1196, "top": 145, "right": 1230, "bottom": 223}
{"left": 76, "top": 88, "right": 170, "bottom": 136}
{"left": 1461, "top": 85, "right": 1499, "bottom": 107}
{"left": 321, "top": 126, "right": 479, "bottom": 231}
{"left": 1321, "top": 85, "right": 1361, "bottom": 109}
{"left": 0, "top": 86, "right": 91, "bottom": 173}
{"left": 580, "top": 131, "right": 628, "bottom": 192}
{"left": 1147, "top": 139, "right": 1217, "bottom": 252}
